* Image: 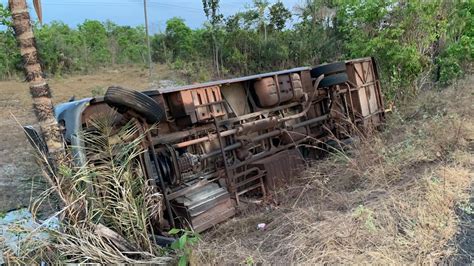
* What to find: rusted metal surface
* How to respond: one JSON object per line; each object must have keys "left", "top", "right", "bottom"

{"left": 173, "top": 183, "right": 235, "bottom": 233}
{"left": 55, "top": 57, "right": 385, "bottom": 234}
{"left": 253, "top": 73, "right": 303, "bottom": 107}
{"left": 251, "top": 149, "right": 305, "bottom": 191}
{"left": 345, "top": 57, "right": 385, "bottom": 128}
{"left": 156, "top": 67, "right": 311, "bottom": 94}
{"left": 168, "top": 86, "right": 226, "bottom": 125}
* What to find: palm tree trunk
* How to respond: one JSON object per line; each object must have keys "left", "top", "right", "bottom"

{"left": 8, "top": 0, "right": 64, "bottom": 161}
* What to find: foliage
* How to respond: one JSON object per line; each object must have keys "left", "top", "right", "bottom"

{"left": 0, "top": 3, "right": 11, "bottom": 26}
{"left": 0, "top": 11, "right": 149, "bottom": 77}
{"left": 244, "top": 256, "right": 255, "bottom": 265}
{"left": 457, "top": 200, "right": 473, "bottom": 216}
{"left": 0, "top": 30, "right": 19, "bottom": 79}
{"left": 35, "top": 21, "right": 81, "bottom": 75}
{"left": 202, "top": 0, "right": 223, "bottom": 27}
{"left": 0, "top": 1, "right": 473, "bottom": 101}
{"left": 335, "top": 1, "right": 447, "bottom": 100}
{"left": 77, "top": 20, "right": 111, "bottom": 67}
{"left": 165, "top": 17, "right": 194, "bottom": 61}
{"left": 4, "top": 113, "right": 172, "bottom": 264}
{"left": 169, "top": 228, "right": 200, "bottom": 266}
{"left": 436, "top": 2, "right": 473, "bottom": 85}
{"left": 79, "top": 116, "right": 162, "bottom": 254}
{"left": 105, "top": 21, "right": 147, "bottom": 65}
{"left": 353, "top": 205, "right": 376, "bottom": 232}
{"left": 0, "top": 3, "right": 19, "bottom": 79}
{"left": 90, "top": 86, "right": 105, "bottom": 97}
{"left": 268, "top": 1, "right": 291, "bottom": 31}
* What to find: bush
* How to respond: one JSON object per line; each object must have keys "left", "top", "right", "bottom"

{"left": 436, "top": 2, "right": 473, "bottom": 85}
{"left": 0, "top": 1, "right": 472, "bottom": 102}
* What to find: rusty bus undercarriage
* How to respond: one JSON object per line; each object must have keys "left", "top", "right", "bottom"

{"left": 29, "top": 57, "right": 385, "bottom": 234}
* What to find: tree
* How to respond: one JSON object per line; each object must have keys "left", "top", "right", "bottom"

{"left": 78, "top": 20, "right": 111, "bottom": 67}
{"left": 165, "top": 17, "right": 193, "bottom": 60}
{"left": 269, "top": 1, "right": 292, "bottom": 31}
{"left": 1, "top": 0, "right": 471, "bottom": 100}
{"left": 202, "top": 0, "right": 223, "bottom": 76}
{"left": 296, "top": 0, "right": 336, "bottom": 27}
{"left": 225, "top": 14, "right": 241, "bottom": 32}
{"left": 8, "top": 0, "right": 64, "bottom": 162}
{"left": 0, "top": 3, "right": 10, "bottom": 26}
{"left": 35, "top": 21, "right": 78, "bottom": 74}
{"left": 105, "top": 22, "right": 147, "bottom": 65}
{"left": 0, "top": 4, "right": 20, "bottom": 79}
{"left": 334, "top": 1, "right": 445, "bottom": 99}
{"left": 253, "top": 0, "right": 270, "bottom": 41}
{"left": 436, "top": 1, "right": 473, "bottom": 84}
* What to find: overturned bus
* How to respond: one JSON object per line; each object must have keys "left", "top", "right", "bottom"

{"left": 26, "top": 57, "right": 385, "bottom": 233}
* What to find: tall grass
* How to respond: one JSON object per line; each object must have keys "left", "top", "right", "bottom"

{"left": 193, "top": 76, "right": 474, "bottom": 264}
{"left": 4, "top": 112, "right": 171, "bottom": 264}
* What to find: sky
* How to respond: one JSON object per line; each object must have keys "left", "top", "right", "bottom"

{"left": 1, "top": 0, "right": 303, "bottom": 32}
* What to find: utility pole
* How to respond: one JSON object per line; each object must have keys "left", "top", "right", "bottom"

{"left": 143, "top": 0, "right": 152, "bottom": 79}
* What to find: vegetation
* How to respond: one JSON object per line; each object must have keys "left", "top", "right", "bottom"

{"left": 193, "top": 75, "right": 474, "bottom": 264}
{"left": 169, "top": 228, "right": 201, "bottom": 266}
{"left": 3, "top": 115, "right": 173, "bottom": 264}
{"left": 8, "top": 0, "right": 65, "bottom": 164}
{"left": 0, "top": 0, "right": 472, "bottom": 264}
{"left": 0, "top": 3, "right": 148, "bottom": 78}
{"left": 1, "top": 1, "right": 473, "bottom": 101}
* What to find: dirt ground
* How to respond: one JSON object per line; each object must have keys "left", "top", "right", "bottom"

{"left": 0, "top": 64, "right": 180, "bottom": 212}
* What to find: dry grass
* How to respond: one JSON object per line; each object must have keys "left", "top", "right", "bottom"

{"left": 1, "top": 67, "right": 472, "bottom": 263}
{"left": 3, "top": 113, "right": 172, "bottom": 264}
{"left": 0, "top": 64, "right": 181, "bottom": 212}
{"left": 193, "top": 76, "right": 474, "bottom": 264}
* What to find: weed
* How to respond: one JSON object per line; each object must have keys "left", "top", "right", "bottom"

{"left": 2, "top": 113, "right": 171, "bottom": 264}
{"left": 90, "top": 86, "right": 105, "bottom": 97}
{"left": 458, "top": 201, "right": 474, "bottom": 216}
{"left": 244, "top": 256, "right": 255, "bottom": 265}
{"left": 169, "top": 228, "right": 200, "bottom": 266}
{"left": 353, "top": 205, "right": 377, "bottom": 232}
